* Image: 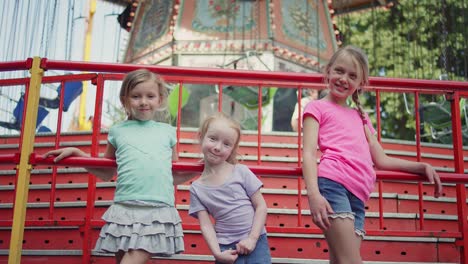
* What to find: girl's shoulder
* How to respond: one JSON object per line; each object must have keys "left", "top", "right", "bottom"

{"left": 155, "top": 121, "right": 175, "bottom": 129}
{"left": 234, "top": 163, "right": 250, "bottom": 172}
{"left": 154, "top": 122, "right": 176, "bottom": 136}
{"left": 108, "top": 120, "right": 175, "bottom": 134}
{"left": 304, "top": 98, "right": 329, "bottom": 112}
{"left": 307, "top": 98, "right": 328, "bottom": 107}
{"left": 112, "top": 120, "right": 174, "bottom": 128}
{"left": 309, "top": 99, "right": 353, "bottom": 111}
{"left": 233, "top": 163, "right": 246, "bottom": 169}
{"left": 233, "top": 163, "right": 257, "bottom": 179}
{"left": 108, "top": 120, "right": 129, "bottom": 131}
{"left": 190, "top": 178, "right": 202, "bottom": 187}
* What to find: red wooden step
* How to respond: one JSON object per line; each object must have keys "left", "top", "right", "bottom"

{"left": 0, "top": 202, "right": 459, "bottom": 234}
{"left": 0, "top": 227, "right": 459, "bottom": 263}
{"left": 0, "top": 182, "right": 460, "bottom": 216}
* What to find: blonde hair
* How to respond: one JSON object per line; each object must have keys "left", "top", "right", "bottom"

{"left": 119, "top": 69, "right": 170, "bottom": 123}
{"left": 324, "top": 45, "right": 369, "bottom": 120}
{"left": 198, "top": 112, "right": 241, "bottom": 164}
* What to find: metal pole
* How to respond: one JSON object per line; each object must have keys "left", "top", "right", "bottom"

{"left": 8, "top": 57, "right": 44, "bottom": 264}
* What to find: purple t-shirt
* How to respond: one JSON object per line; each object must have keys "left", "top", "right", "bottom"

{"left": 189, "top": 164, "right": 266, "bottom": 244}
{"left": 303, "top": 99, "right": 377, "bottom": 202}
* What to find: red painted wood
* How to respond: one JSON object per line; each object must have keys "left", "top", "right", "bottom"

{"left": 0, "top": 229, "right": 82, "bottom": 250}
{"left": 0, "top": 227, "right": 459, "bottom": 262}
{"left": 1, "top": 124, "right": 466, "bottom": 263}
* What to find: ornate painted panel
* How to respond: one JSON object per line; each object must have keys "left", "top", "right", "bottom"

{"left": 176, "top": 0, "right": 269, "bottom": 42}
{"left": 125, "top": 0, "right": 173, "bottom": 62}
{"left": 271, "top": 0, "right": 335, "bottom": 61}
{"left": 124, "top": 0, "right": 336, "bottom": 66}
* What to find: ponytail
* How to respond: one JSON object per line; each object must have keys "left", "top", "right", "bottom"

{"left": 352, "top": 90, "right": 366, "bottom": 122}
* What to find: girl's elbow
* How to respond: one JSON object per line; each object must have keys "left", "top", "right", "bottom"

{"left": 373, "top": 158, "right": 393, "bottom": 171}
{"left": 255, "top": 203, "right": 268, "bottom": 215}
{"left": 372, "top": 158, "right": 385, "bottom": 170}
{"left": 98, "top": 174, "right": 114, "bottom": 182}
{"left": 98, "top": 169, "right": 116, "bottom": 181}
{"left": 199, "top": 222, "right": 213, "bottom": 233}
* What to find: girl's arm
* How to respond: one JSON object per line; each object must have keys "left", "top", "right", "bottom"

{"left": 302, "top": 116, "right": 334, "bottom": 230}
{"left": 235, "top": 189, "right": 267, "bottom": 255}
{"left": 43, "top": 144, "right": 117, "bottom": 182}
{"left": 364, "top": 126, "right": 443, "bottom": 198}
{"left": 291, "top": 103, "right": 300, "bottom": 132}
{"left": 198, "top": 210, "right": 238, "bottom": 263}
{"left": 171, "top": 147, "right": 198, "bottom": 185}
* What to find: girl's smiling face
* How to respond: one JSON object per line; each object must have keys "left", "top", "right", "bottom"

{"left": 326, "top": 55, "right": 363, "bottom": 105}
{"left": 126, "top": 80, "right": 162, "bottom": 121}
{"left": 201, "top": 118, "right": 239, "bottom": 166}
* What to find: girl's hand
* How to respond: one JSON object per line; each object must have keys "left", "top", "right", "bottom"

{"left": 43, "top": 147, "right": 88, "bottom": 163}
{"left": 214, "top": 249, "right": 238, "bottom": 264}
{"left": 308, "top": 193, "right": 334, "bottom": 231}
{"left": 236, "top": 237, "right": 257, "bottom": 255}
{"left": 422, "top": 163, "right": 443, "bottom": 198}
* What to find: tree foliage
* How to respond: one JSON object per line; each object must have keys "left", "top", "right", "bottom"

{"left": 337, "top": 0, "right": 467, "bottom": 142}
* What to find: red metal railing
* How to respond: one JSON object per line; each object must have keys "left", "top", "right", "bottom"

{"left": 1, "top": 58, "right": 467, "bottom": 263}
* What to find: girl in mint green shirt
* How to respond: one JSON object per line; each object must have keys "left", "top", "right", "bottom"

{"left": 45, "top": 69, "right": 196, "bottom": 264}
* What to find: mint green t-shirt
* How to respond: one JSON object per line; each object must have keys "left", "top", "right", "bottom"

{"left": 108, "top": 120, "right": 176, "bottom": 206}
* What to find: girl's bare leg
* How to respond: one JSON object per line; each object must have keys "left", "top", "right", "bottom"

{"left": 115, "top": 250, "right": 125, "bottom": 264}
{"left": 325, "top": 217, "right": 362, "bottom": 264}
{"left": 120, "top": 249, "right": 151, "bottom": 264}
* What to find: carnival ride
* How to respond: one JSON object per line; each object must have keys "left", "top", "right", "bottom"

{"left": 0, "top": 81, "right": 83, "bottom": 133}
{"left": 0, "top": 1, "right": 467, "bottom": 263}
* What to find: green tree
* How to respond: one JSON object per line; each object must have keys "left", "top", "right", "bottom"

{"left": 337, "top": 0, "right": 466, "bottom": 143}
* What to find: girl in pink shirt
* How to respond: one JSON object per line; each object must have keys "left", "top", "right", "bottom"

{"left": 302, "top": 45, "right": 443, "bottom": 264}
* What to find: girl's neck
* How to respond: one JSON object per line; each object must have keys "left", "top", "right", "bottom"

{"left": 323, "top": 94, "right": 348, "bottom": 107}
{"left": 128, "top": 117, "right": 147, "bottom": 121}
{"left": 201, "top": 162, "right": 234, "bottom": 186}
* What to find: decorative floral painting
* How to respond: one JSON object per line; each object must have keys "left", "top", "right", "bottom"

{"left": 192, "top": 0, "right": 256, "bottom": 34}
{"left": 272, "top": 0, "right": 335, "bottom": 59}
{"left": 127, "top": 0, "right": 173, "bottom": 60}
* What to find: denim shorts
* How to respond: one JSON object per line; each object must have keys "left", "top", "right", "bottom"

{"left": 215, "top": 233, "right": 271, "bottom": 264}
{"left": 318, "top": 177, "right": 366, "bottom": 237}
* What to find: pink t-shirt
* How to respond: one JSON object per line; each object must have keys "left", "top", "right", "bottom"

{"left": 303, "top": 99, "right": 376, "bottom": 202}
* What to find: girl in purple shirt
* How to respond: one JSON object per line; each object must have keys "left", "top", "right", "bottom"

{"left": 302, "top": 45, "right": 443, "bottom": 264}
{"left": 189, "top": 112, "right": 271, "bottom": 264}
{"left": 44, "top": 69, "right": 197, "bottom": 263}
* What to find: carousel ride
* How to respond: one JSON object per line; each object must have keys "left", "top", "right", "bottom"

{"left": 116, "top": 0, "right": 341, "bottom": 131}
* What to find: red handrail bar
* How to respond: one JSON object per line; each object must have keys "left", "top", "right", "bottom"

{"left": 30, "top": 153, "right": 117, "bottom": 168}
{"left": 0, "top": 77, "right": 30, "bottom": 86}
{"left": 41, "top": 59, "right": 468, "bottom": 92}
{"left": 0, "top": 58, "right": 33, "bottom": 71}
{"left": 40, "top": 59, "right": 468, "bottom": 92}
{"left": 41, "top": 73, "right": 98, "bottom": 83}
{"left": 0, "top": 153, "right": 20, "bottom": 164}
{"left": 41, "top": 59, "right": 325, "bottom": 83}
{"left": 30, "top": 153, "right": 468, "bottom": 184}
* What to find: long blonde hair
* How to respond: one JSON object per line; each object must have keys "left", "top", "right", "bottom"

{"left": 324, "top": 45, "right": 369, "bottom": 120}
{"left": 119, "top": 69, "right": 171, "bottom": 122}
{"left": 198, "top": 112, "right": 241, "bottom": 164}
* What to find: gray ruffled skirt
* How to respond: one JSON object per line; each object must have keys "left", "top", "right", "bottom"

{"left": 94, "top": 203, "right": 184, "bottom": 256}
